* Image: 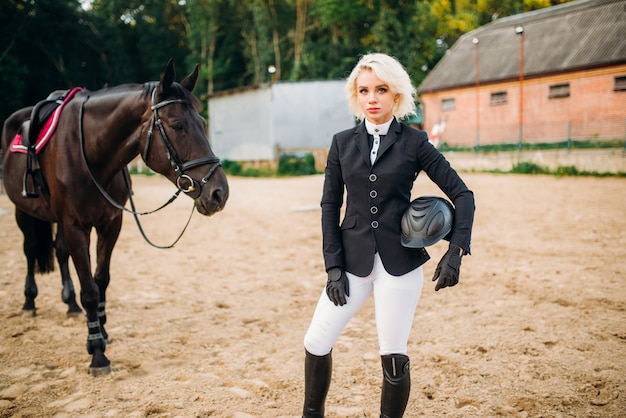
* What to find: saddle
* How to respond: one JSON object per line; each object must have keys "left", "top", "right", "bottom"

{"left": 16, "top": 88, "right": 82, "bottom": 199}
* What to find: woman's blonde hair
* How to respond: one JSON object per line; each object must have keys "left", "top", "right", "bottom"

{"left": 345, "top": 53, "right": 416, "bottom": 121}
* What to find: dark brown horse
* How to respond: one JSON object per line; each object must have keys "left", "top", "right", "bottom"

{"left": 1, "top": 60, "right": 229, "bottom": 376}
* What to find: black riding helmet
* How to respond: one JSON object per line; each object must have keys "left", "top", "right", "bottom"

{"left": 400, "top": 196, "right": 454, "bottom": 248}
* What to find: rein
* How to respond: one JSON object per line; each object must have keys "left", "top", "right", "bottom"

{"left": 78, "top": 89, "right": 221, "bottom": 249}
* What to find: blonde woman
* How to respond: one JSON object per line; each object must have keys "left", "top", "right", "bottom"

{"left": 302, "top": 53, "right": 475, "bottom": 417}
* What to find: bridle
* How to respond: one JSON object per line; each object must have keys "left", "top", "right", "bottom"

{"left": 78, "top": 88, "right": 223, "bottom": 248}
{"left": 143, "top": 88, "right": 222, "bottom": 199}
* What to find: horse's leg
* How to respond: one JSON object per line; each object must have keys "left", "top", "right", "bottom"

{"left": 15, "top": 209, "right": 54, "bottom": 315}
{"left": 93, "top": 213, "right": 123, "bottom": 345}
{"left": 54, "top": 225, "right": 83, "bottom": 316}
{"left": 62, "top": 222, "right": 110, "bottom": 376}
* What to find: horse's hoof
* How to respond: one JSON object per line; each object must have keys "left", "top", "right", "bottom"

{"left": 89, "top": 365, "right": 111, "bottom": 377}
{"left": 66, "top": 310, "right": 83, "bottom": 318}
{"left": 21, "top": 309, "right": 36, "bottom": 317}
{"left": 66, "top": 303, "right": 83, "bottom": 316}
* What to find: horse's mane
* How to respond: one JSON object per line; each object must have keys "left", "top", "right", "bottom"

{"left": 142, "top": 82, "right": 157, "bottom": 99}
{"left": 83, "top": 81, "right": 201, "bottom": 110}
{"left": 82, "top": 83, "right": 147, "bottom": 98}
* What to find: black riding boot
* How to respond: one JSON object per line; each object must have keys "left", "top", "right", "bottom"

{"left": 302, "top": 349, "right": 332, "bottom": 418}
{"left": 380, "top": 354, "right": 411, "bottom": 418}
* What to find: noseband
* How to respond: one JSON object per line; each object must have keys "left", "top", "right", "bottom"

{"left": 143, "top": 88, "right": 221, "bottom": 199}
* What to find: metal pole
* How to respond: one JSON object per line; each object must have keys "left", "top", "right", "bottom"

{"left": 567, "top": 121, "right": 572, "bottom": 152}
{"left": 516, "top": 26, "right": 524, "bottom": 152}
{"left": 473, "top": 37, "right": 480, "bottom": 154}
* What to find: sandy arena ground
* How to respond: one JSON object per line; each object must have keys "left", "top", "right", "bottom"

{"left": 0, "top": 172, "right": 624, "bottom": 418}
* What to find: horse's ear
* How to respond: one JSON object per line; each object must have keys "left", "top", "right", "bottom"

{"left": 160, "top": 59, "right": 176, "bottom": 94}
{"left": 180, "top": 64, "right": 199, "bottom": 93}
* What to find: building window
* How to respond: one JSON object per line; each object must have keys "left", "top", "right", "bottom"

{"left": 549, "top": 83, "right": 570, "bottom": 98}
{"left": 489, "top": 91, "right": 507, "bottom": 105}
{"left": 440, "top": 98, "right": 455, "bottom": 110}
{"left": 615, "top": 76, "right": 626, "bottom": 91}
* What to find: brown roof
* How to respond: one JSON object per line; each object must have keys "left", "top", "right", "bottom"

{"left": 417, "top": 0, "right": 626, "bottom": 94}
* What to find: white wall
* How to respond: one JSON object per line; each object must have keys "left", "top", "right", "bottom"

{"left": 209, "top": 87, "right": 273, "bottom": 161}
{"left": 208, "top": 80, "right": 354, "bottom": 162}
{"left": 271, "top": 80, "right": 354, "bottom": 150}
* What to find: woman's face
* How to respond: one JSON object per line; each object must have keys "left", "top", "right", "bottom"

{"left": 356, "top": 69, "right": 398, "bottom": 125}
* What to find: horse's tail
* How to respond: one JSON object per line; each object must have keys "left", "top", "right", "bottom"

{"left": 34, "top": 218, "right": 55, "bottom": 274}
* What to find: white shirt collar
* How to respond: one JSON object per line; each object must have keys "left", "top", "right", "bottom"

{"left": 365, "top": 117, "right": 393, "bottom": 136}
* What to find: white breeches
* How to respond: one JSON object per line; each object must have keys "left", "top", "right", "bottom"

{"left": 304, "top": 253, "right": 423, "bottom": 357}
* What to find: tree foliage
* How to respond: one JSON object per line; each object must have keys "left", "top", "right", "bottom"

{"left": 0, "top": 0, "right": 570, "bottom": 124}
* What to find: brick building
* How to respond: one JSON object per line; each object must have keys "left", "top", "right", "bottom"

{"left": 417, "top": 0, "right": 626, "bottom": 149}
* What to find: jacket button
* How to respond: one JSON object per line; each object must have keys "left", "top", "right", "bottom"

{"left": 370, "top": 206, "right": 378, "bottom": 214}
{"left": 371, "top": 220, "right": 379, "bottom": 228}
{"left": 369, "top": 174, "right": 377, "bottom": 182}
{"left": 370, "top": 190, "right": 378, "bottom": 199}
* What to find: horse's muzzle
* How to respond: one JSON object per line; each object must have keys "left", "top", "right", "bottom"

{"left": 193, "top": 171, "right": 229, "bottom": 216}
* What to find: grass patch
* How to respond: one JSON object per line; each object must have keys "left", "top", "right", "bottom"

{"left": 223, "top": 152, "right": 321, "bottom": 177}
{"left": 128, "top": 166, "right": 156, "bottom": 176}
{"left": 277, "top": 152, "right": 317, "bottom": 176}
{"left": 484, "top": 161, "right": 626, "bottom": 177}
{"left": 222, "top": 159, "right": 275, "bottom": 177}
{"left": 440, "top": 139, "right": 624, "bottom": 153}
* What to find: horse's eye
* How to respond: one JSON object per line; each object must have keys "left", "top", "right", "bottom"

{"left": 171, "top": 123, "right": 183, "bottom": 132}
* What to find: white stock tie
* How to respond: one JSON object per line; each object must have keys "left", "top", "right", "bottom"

{"left": 371, "top": 131, "right": 381, "bottom": 164}
{"left": 365, "top": 119, "right": 392, "bottom": 165}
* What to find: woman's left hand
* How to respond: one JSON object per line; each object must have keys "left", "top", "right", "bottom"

{"left": 432, "top": 244, "right": 463, "bottom": 291}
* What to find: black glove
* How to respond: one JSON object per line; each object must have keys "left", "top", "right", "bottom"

{"left": 326, "top": 267, "right": 350, "bottom": 306}
{"left": 431, "top": 244, "right": 463, "bottom": 291}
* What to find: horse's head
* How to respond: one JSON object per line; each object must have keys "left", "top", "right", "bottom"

{"left": 142, "top": 60, "right": 228, "bottom": 216}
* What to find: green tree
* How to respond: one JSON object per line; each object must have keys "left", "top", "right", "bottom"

{"left": 240, "top": 0, "right": 274, "bottom": 84}
{"left": 0, "top": 0, "right": 122, "bottom": 123}
{"left": 0, "top": 0, "right": 28, "bottom": 123}
{"left": 303, "top": 0, "right": 372, "bottom": 79}
{"left": 90, "top": 0, "right": 191, "bottom": 81}
{"left": 185, "top": 0, "right": 221, "bottom": 101}
{"left": 475, "top": 0, "right": 567, "bottom": 24}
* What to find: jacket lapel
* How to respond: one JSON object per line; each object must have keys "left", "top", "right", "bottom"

{"left": 354, "top": 122, "right": 372, "bottom": 167}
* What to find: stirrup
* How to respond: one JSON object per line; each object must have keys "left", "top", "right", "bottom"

{"left": 22, "top": 170, "right": 39, "bottom": 198}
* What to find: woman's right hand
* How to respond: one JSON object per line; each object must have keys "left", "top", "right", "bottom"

{"left": 326, "top": 267, "right": 350, "bottom": 306}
